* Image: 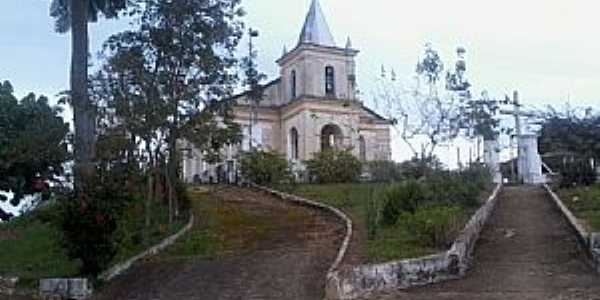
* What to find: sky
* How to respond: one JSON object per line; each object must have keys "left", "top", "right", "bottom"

{"left": 1, "top": 0, "right": 600, "bottom": 169}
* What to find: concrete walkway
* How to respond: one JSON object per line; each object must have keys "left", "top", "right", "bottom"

{"left": 370, "top": 186, "right": 600, "bottom": 300}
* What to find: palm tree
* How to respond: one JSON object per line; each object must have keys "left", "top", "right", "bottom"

{"left": 50, "top": 0, "right": 129, "bottom": 193}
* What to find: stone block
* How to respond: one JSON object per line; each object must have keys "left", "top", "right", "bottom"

{"left": 0, "top": 276, "right": 18, "bottom": 296}
{"left": 39, "top": 278, "right": 92, "bottom": 300}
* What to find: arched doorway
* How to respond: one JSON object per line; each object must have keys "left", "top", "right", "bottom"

{"left": 321, "top": 124, "right": 343, "bottom": 151}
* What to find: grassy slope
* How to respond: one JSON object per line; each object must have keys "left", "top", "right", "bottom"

{"left": 0, "top": 210, "right": 79, "bottom": 288}
{"left": 162, "top": 186, "right": 277, "bottom": 259}
{"left": 289, "top": 183, "right": 443, "bottom": 263}
{"left": 0, "top": 199, "right": 187, "bottom": 288}
{"left": 558, "top": 184, "right": 600, "bottom": 232}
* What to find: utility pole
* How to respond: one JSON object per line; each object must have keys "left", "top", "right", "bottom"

{"left": 247, "top": 28, "right": 259, "bottom": 151}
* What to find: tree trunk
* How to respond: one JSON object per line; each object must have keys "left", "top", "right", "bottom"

{"left": 71, "top": 0, "right": 96, "bottom": 196}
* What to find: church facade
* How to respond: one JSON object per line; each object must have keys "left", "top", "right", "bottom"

{"left": 182, "top": 0, "right": 392, "bottom": 183}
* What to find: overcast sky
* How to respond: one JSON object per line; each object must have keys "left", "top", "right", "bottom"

{"left": 1, "top": 0, "right": 599, "bottom": 166}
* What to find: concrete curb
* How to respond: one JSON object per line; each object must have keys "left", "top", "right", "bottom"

{"left": 325, "top": 183, "right": 503, "bottom": 299}
{"left": 249, "top": 184, "right": 353, "bottom": 278}
{"left": 98, "top": 212, "right": 195, "bottom": 282}
{"left": 543, "top": 184, "right": 600, "bottom": 273}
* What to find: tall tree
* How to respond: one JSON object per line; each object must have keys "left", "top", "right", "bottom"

{"left": 92, "top": 0, "right": 244, "bottom": 223}
{"left": 49, "top": 0, "right": 132, "bottom": 195}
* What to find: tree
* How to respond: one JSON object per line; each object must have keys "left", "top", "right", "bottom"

{"left": 0, "top": 80, "right": 69, "bottom": 220}
{"left": 50, "top": 0, "right": 133, "bottom": 196}
{"left": 91, "top": 0, "right": 244, "bottom": 223}
{"left": 539, "top": 108, "right": 600, "bottom": 166}
{"left": 373, "top": 44, "right": 466, "bottom": 159}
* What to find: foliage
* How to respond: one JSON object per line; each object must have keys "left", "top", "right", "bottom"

{"left": 0, "top": 209, "right": 80, "bottom": 288}
{"left": 50, "top": 0, "right": 133, "bottom": 33}
{"left": 240, "top": 151, "right": 292, "bottom": 185}
{"left": 367, "top": 160, "right": 403, "bottom": 183}
{"left": 458, "top": 94, "right": 501, "bottom": 140}
{"left": 305, "top": 149, "right": 362, "bottom": 184}
{"left": 397, "top": 156, "right": 443, "bottom": 180}
{"left": 0, "top": 80, "right": 69, "bottom": 214}
{"left": 558, "top": 159, "right": 597, "bottom": 188}
{"left": 58, "top": 171, "right": 136, "bottom": 276}
{"left": 373, "top": 44, "right": 470, "bottom": 158}
{"left": 381, "top": 180, "right": 423, "bottom": 226}
{"left": 559, "top": 185, "right": 600, "bottom": 231}
{"left": 539, "top": 111, "right": 600, "bottom": 186}
{"left": 400, "top": 204, "right": 466, "bottom": 249}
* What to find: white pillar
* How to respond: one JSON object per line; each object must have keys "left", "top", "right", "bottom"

{"left": 483, "top": 139, "right": 502, "bottom": 183}
{"left": 518, "top": 134, "right": 546, "bottom": 184}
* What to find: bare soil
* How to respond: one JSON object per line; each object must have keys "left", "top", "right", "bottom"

{"left": 367, "top": 186, "right": 600, "bottom": 300}
{"left": 93, "top": 186, "right": 344, "bottom": 300}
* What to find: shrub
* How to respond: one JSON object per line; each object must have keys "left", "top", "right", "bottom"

{"left": 402, "top": 204, "right": 466, "bottom": 248}
{"left": 367, "top": 160, "right": 403, "bottom": 183}
{"left": 559, "top": 159, "right": 597, "bottom": 188}
{"left": 305, "top": 149, "right": 362, "bottom": 184}
{"left": 397, "top": 156, "right": 443, "bottom": 180}
{"left": 381, "top": 180, "right": 424, "bottom": 226}
{"left": 58, "top": 180, "right": 134, "bottom": 276}
{"left": 240, "top": 150, "right": 293, "bottom": 185}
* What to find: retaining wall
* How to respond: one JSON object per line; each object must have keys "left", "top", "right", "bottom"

{"left": 257, "top": 183, "right": 502, "bottom": 300}
{"left": 325, "top": 183, "right": 503, "bottom": 299}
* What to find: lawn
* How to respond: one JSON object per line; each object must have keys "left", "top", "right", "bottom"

{"left": 287, "top": 183, "right": 475, "bottom": 263}
{"left": 558, "top": 184, "right": 600, "bottom": 232}
{"left": 0, "top": 198, "right": 187, "bottom": 289}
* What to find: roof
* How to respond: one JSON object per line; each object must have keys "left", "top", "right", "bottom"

{"left": 298, "top": 0, "right": 336, "bottom": 47}
{"left": 361, "top": 104, "right": 394, "bottom": 124}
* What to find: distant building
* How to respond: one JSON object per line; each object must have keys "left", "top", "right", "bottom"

{"left": 182, "top": 0, "right": 392, "bottom": 183}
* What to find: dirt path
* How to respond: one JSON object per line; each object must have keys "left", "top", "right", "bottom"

{"left": 370, "top": 186, "right": 600, "bottom": 300}
{"left": 94, "top": 186, "right": 344, "bottom": 300}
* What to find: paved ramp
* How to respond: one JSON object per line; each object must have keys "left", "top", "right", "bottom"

{"left": 370, "top": 186, "right": 600, "bottom": 300}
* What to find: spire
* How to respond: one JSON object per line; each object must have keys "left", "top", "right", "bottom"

{"left": 345, "top": 37, "right": 352, "bottom": 49}
{"left": 298, "top": 0, "right": 336, "bottom": 47}
{"left": 282, "top": 45, "right": 288, "bottom": 57}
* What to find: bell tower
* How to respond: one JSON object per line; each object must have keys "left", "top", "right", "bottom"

{"left": 277, "top": 0, "right": 359, "bottom": 102}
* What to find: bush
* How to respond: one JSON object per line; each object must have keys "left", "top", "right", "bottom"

{"left": 401, "top": 204, "right": 466, "bottom": 248}
{"left": 58, "top": 174, "right": 135, "bottom": 276}
{"left": 305, "top": 149, "right": 362, "bottom": 184}
{"left": 240, "top": 150, "right": 293, "bottom": 185}
{"left": 368, "top": 160, "right": 403, "bottom": 183}
{"left": 381, "top": 180, "right": 424, "bottom": 226}
{"left": 397, "top": 156, "right": 443, "bottom": 180}
{"left": 559, "top": 159, "right": 597, "bottom": 188}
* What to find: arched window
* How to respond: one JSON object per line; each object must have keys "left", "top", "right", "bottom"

{"left": 321, "top": 124, "right": 343, "bottom": 151}
{"left": 325, "top": 66, "right": 335, "bottom": 96}
{"left": 290, "top": 127, "right": 299, "bottom": 160}
{"left": 291, "top": 70, "right": 297, "bottom": 99}
{"left": 359, "top": 136, "right": 367, "bottom": 162}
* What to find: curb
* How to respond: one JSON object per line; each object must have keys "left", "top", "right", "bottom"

{"left": 98, "top": 212, "right": 195, "bottom": 282}
{"left": 543, "top": 184, "right": 600, "bottom": 273}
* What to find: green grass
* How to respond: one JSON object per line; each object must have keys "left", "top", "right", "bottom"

{"left": 0, "top": 198, "right": 188, "bottom": 288}
{"left": 163, "top": 187, "right": 276, "bottom": 259}
{"left": 286, "top": 183, "right": 458, "bottom": 263}
{"left": 0, "top": 210, "right": 80, "bottom": 288}
{"left": 559, "top": 184, "right": 600, "bottom": 231}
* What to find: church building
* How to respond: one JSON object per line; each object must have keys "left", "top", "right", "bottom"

{"left": 182, "top": 0, "right": 392, "bottom": 183}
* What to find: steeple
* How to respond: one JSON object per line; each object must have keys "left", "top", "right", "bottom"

{"left": 298, "top": 0, "right": 336, "bottom": 47}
